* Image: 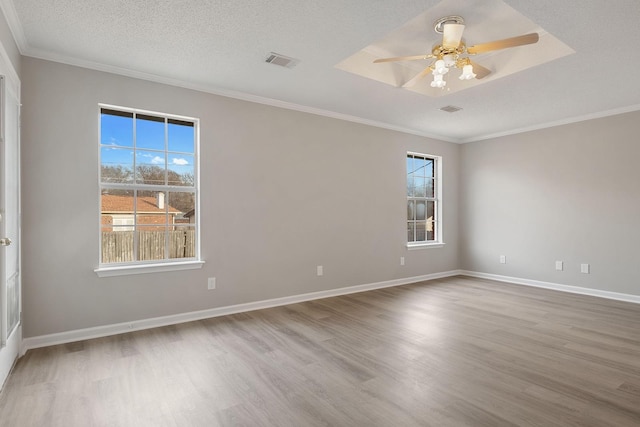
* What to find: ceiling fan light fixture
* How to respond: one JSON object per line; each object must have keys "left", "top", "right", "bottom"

{"left": 431, "top": 74, "right": 446, "bottom": 88}
{"left": 443, "top": 54, "right": 456, "bottom": 67}
{"left": 434, "top": 59, "right": 449, "bottom": 75}
{"left": 459, "top": 64, "right": 476, "bottom": 80}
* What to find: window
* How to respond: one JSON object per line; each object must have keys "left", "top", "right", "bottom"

{"left": 407, "top": 152, "right": 441, "bottom": 247}
{"left": 98, "top": 106, "right": 200, "bottom": 270}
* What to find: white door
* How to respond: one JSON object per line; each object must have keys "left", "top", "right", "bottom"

{"left": 0, "top": 72, "right": 21, "bottom": 388}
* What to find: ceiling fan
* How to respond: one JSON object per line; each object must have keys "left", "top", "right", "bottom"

{"left": 373, "top": 16, "right": 539, "bottom": 88}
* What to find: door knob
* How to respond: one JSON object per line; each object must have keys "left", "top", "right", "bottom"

{"left": 0, "top": 237, "right": 11, "bottom": 246}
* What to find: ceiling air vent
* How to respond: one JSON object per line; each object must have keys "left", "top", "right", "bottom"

{"left": 439, "top": 105, "right": 463, "bottom": 113}
{"left": 265, "top": 52, "right": 299, "bottom": 68}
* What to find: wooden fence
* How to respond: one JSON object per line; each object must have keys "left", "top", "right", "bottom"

{"left": 101, "top": 230, "right": 195, "bottom": 263}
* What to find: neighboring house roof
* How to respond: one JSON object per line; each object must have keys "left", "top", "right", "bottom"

{"left": 101, "top": 194, "right": 181, "bottom": 214}
{"left": 184, "top": 209, "right": 195, "bottom": 218}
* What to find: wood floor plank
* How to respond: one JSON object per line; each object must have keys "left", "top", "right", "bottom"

{"left": 1, "top": 276, "right": 640, "bottom": 426}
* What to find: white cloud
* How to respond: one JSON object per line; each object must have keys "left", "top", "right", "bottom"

{"left": 172, "top": 158, "right": 189, "bottom": 166}
{"left": 151, "top": 156, "right": 165, "bottom": 165}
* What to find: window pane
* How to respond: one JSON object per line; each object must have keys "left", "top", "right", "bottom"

{"left": 413, "top": 176, "right": 426, "bottom": 197}
{"left": 170, "top": 226, "right": 196, "bottom": 259}
{"left": 136, "top": 191, "right": 167, "bottom": 227}
{"left": 427, "top": 219, "right": 435, "bottom": 241}
{"left": 427, "top": 201, "right": 435, "bottom": 222}
{"left": 137, "top": 226, "right": 166, "bottom": 261}
{"left": 424, "top": 159, "right": 434, "bottom": 178}
{"left": 136, "top": 114, "right": 165, "bottom": 150}
{"left": 415, "top": 221, "right": 427, "bottom": 241}
{"left": 101, "top": 185, "right": 135, "bottom": 263}
{"left": 101, "top": 109, "right": 133, "bottom": 148}
{"left": 426, "top": 177, "right": 435, "bottom": 198}
{"left": 101, "top": 147, "right": 133, "bottom": 183}
{"left": 101, "top": 227, "right": 134, "bottom": 263}
{"left": 101, "top": 189, "right": 134, "bottom": 216}
{"left": 413, "top": 157, "right": 427, "bottom": 177}
{"left": 169, "top": 191, "right": 195, "bottom": 221}
{"left": 407, "top": 222, "right": 415, "bottom": 242}
{"left": 136, "top": 150, "right": 166, "bottom": 185}
{"left": 407, "top": 200, "right": 415, "bottom": 221}
{"left": 407, "top": 174, "right": 415, "bottom": 197}
{"left": 167, "top": 154, "right": 194, "bottom": 186}
{"left": 416, "top": 200, "right": 426, "bottom": 221}
{"left": 406, "top": 156, "right": 413, "bottom": 176}
{"left": 168, "top": 119, "right": 194, "bottom": 153}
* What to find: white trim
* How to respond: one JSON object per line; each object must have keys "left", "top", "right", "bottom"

{"left": 99, "top": 103, "right": 199, "bottom": 122}
{"left": 95, "top": 260, "right": 205, "bottom": 277}
{"left": 407, "top": 243, "right": 445, "bottom": 250}
{"left": 22, "top": 47, "right": 456, "bottom": 143}
{"left": 98, "top": 105, "right": 201, "bottom": 270}
{"left": 4, "top": 10, "right": 640, "bottom": 145}
{"left": 0, "top": 15, "right": 19, "bottom": 100}
{"left": 460, "top": 270, "right": 640, "bottom": 304}
{"left": 461, "top": 104, "right": 640, "bottom": 143}
{"left": 407, "top": 152, "right": 443, "bottom": 245}
{"left": 0, "top": 0, "right": 27, "bottom": 54}
{"left": 15, "top": 41, "right": 640, "bottom": 145}
{"left": 21, "top": 270, "right": 461, "bottom": 354}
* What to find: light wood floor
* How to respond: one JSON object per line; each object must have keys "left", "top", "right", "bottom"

{"left": 1, "top": 276, "right": 640, "bottom": 426}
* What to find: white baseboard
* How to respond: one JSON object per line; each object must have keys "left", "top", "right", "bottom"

{"left": 21, "top": 270, "right": 462, "bottom": 355}
{"left": 460, "top": 270, "right": 640, "bottom": 304}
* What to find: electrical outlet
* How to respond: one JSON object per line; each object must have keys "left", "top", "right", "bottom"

{"left": 317, "top": 265, "right": 323, "bottom": 276}
{"left": 207, "top": 277, "right": 216, "bottom": 290}
{"left": 499, "top": 255, "right": 506, "bottom": 264}
{"left": 555, "top": 261, "right": 563, "bottom": 271}
{"left": 580, "top": 264, "right": 590, "bottom": 274}
{"left": 400, "top": 256, "right": 405, "bottom": 266}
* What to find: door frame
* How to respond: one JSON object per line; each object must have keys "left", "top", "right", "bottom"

{"left": 0, "top": 43, "right": 21, "bottom": 391}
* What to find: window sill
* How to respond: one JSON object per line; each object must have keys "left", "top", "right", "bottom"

{"left": 95, "top": 260, "right": 205, "bottom": 277}
{"left": 407, "top": 242, "right": 445, "bottom": 250}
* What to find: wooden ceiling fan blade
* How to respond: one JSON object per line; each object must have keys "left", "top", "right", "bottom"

{"left": 469, "top": 61, "right": 491, "bottom": 79}
{"left": 467, "top": 32, "right": 539, "bottom": 54}
{"left": 402, "top": 66, "right": 433, "bottom": 88}
{"left": 442, "top": 24, "right": 465, "bottom": 49}
{"left": 373, "top": 54, "right": 433, "bottom": 64}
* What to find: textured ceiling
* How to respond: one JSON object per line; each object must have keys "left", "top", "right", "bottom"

{"left": 4, "top": 0, "right": 640, "bottom": 142}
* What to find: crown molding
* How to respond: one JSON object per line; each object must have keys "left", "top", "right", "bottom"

{"left": 8, "top": 4, "right": 638, "bottom": 146}
{"left": 23, "top": 46, "right": 458, "bottom": 143}
{"left": 461, "top": 103, "right": 640, "bottom": 143}
{"left": 0, "top": 0, "right": 27, "bottom": 54}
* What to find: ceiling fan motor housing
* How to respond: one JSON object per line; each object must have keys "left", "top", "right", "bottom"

{"left": 434, "top": 15, "right": 465, "bottom": 34}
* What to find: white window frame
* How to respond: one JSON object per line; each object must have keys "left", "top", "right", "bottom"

{"left": 95, "top": 104, "right": 203, "bottom": 276}
{"left": 406, "top": 152, "right": 444, "bottom": 249}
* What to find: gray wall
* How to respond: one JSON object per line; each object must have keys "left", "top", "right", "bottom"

{"left": 21, "top": 57, "right": 460, "bottom": 338}
{"left": 460, "top": 111, "right": 640, "bottom": 296}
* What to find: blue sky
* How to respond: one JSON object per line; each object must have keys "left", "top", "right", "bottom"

{"left": 100, "top": 112, "right": 195, "bottom": 179}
